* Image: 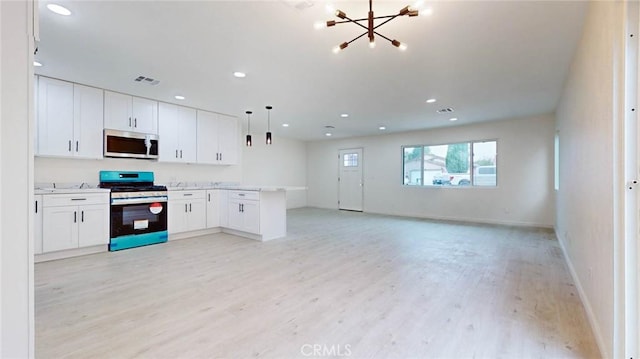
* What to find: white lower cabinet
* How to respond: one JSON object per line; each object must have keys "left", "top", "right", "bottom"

{"left": 42, "top": 193, "right": 109, "bottom": 253}
{"left": 206, "top": 190, "right": 220, "bottom": 228}
{"left": 168, "top": 190, "right": 206, "bottom": 234}
{"left": 168, "top": 188, "right": 286, "bottom": 241}
{"left": 34, "top": 195, "right": 43, "bottom": 255}
{"left": 227, "top": 192, "right": 260, "bottom": 234}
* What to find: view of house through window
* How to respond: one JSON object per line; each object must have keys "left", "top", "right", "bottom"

{"left": 403, "top": 140, "right": 497, "bottom": 187}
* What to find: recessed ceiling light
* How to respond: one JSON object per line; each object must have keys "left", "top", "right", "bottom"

{"left": 421, "top": 7, "right": 434, "bottom": 16}
{"left": 379, "top": 126, "right": 386, "bottom": 130}
{"left": 340, "top": 113, "right": 349, "bottom": 118}
{"left": 174, "top": 95, "right": 185, "bottom": 100}
{"left": 426, "top": 98, "right": 436, "bottom": 103}
{"left": 449, "top": 117, "right": 458, "bottom": 122}
{"left": 33, "top": 61, "right": 42, "bottom": 67}
{"left": 233, "top": 72, "right": 246, "bottom": 78}
{"left": 47, "top": 4, "right": 71, "bottom": 16}
{"left": 325, "top": 133, "right": 332, "bottom": 137}
{"left": 282, "top": 123, "right": 289, "bottom": 127}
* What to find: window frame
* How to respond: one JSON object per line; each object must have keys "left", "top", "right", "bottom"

{"left": 401, "top": 139, "right": 498, "bottom": 188}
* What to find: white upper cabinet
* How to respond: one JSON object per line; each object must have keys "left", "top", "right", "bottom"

{"left": 158, "top": 103, "right": 197, "bottom": 163}
{"left": 104, "top": 90, "right": 158, "bottom": 134}
{"left": 217, "top": 114, "right": 239, "bottom": 165}
{"left": 73, "top": 84, "right": 104, "bottom": 158}
{"left": 36, "top": 77, "right": 103, "bottom": 159}
{"left": 196, "top": 110, "right": 238, "bottom": 165}
{"left": 37, "top": 77, "right": 74, "bottom": 157}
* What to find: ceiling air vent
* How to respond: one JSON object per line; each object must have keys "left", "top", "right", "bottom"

{"left": 324, "top": 125, "right": 335, "bottom": 129}
{"left": 437, "top": 108, "right": 454, "bottom": 114}
{"left": 134, "top": 76, "right": 160, "bottom": 86}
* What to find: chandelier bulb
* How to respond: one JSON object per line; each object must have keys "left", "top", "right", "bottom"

{"left": 369, "top": 40, "right": 376, "bottom": 49}
{"left": 335, "top": 10, "right": 346, "bottom": 19}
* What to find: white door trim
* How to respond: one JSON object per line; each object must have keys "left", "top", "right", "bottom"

{"left": 338, "top": 148, "right": 364, "bottom": 212}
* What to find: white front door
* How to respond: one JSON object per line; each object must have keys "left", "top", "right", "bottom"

{"left": 338, "top": 148, "right": 363, "bottom": 211}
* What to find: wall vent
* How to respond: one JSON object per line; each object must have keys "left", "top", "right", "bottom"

{"left": 437, "top": 108, "right": 454, "bottom": 114}
{"left": 134, "top": 76, "right": 160, "bottom": 86}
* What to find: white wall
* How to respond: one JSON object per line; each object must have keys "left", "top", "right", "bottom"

{"left": 1, "top": 0, "right": 34, "bottom": 356}
{"left": 307, "top": 114, "right": 555, "bottom": 227}
{"left": 555, "top": 2, "right": 624, "bottom": 358}
{"left": 35, "top": 157, "right": 242, "bottom": 185}
{"left": 241, "top": 136, "right": 307, "bottom": 209}
{"left": 35, "top": 135, "right": 308, "bottom": 209}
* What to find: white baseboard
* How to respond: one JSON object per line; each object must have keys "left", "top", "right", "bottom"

{"left": 555, "top": 228, "right": 607, "bottom": 359}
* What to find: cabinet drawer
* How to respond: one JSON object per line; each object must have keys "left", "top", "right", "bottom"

{"left": 229, "top": 190, "right": 259, "bottom": 201}
{"left": 43, "top": 193, "right": 109, "bottom": 207}
{"left": 168, "top": 190, "right": 206, "bottom": 200}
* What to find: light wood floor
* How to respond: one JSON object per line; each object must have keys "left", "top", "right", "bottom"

{"left": 36, "top": 208, "right": 600, "bottom": 358}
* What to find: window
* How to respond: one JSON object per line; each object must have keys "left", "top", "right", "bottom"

{"left": 402, "top": 140, "right": 497, "bottom": 187}
{"left": 343, "top": 153, "right": 359, "bottom": 167}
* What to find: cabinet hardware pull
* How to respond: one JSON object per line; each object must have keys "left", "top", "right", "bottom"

{"left": 183, "top": 193, "right": 192, "bottom": 196}
{"left": 180, "top": 150, "right": 183, "bottom": 158}
{"left": 129, "top": 117, "right": 132, "bottom": 127}
{"left": 189, "top": 203, "right": 192, "bottom": 212}
{"left": 208, "top": 193, "right": 210, "bottom": 201}
{"left": 216, "top": 153, "right": 219, "bottom": 161}
{"left": 68, "top": 140, "right": 72, "bottom": 152}
{"left": 239, "top": 203, "right": 241, "bottom": 212}
{"left": 75, "top": 141, "right": 79, "bottom": 152}
{"left": 74, "top": 211, "right": 77, "bottom": 223}
{"left": 71, "top": 198, "right": 87, "bottom": 201}
{"left": 81, "top": 210, "right": 84, "bottom": 222}
{"left": 185, "top": 204, "right": 187, "bottom": 212}
{"left": 35, "top": 200, "right": 38, "bottom": 213}
{"left": 220, "top": 153, "right": 222, "bottom": 161}
{"left": 175, "top": 149, "right": 178, "bottom": 158}
{"left": 239, "top": 193, "right": 245, "bottom": 196}
{"left": 134, "top": 118, "right": 137, "bottom": 127}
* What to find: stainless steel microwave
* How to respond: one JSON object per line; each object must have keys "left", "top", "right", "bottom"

{"left": 104, "top": 129, "right": 159, "bottom": 159}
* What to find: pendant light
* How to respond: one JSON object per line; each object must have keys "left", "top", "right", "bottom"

{"left": 245, "top": 110, "right": 252, "bottom": 147}
{"left": 265, "top": 105, "right": 273, "bottom": 145}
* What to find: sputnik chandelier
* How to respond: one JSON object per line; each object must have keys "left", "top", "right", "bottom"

{"left": 318, "top": 0, "right": 419, "bottom": 52}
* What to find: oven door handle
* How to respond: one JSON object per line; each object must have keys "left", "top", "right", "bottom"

{"left": 111, "top": 197, "right": 168, "bottom": 205}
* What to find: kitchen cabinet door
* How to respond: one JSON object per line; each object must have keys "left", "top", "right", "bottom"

{"left": 73, "top": 84, "right": 103, "bottom": 159}
{"left": 132, "top": 96, "right": 158, "bottom": 134}
{"left": 227, "top": 200, "right": 244, "bottom": 231}
{"left": 34, "top": 195, "right": 43, "bottom": 255}
{"left": 78, "top": 204, "right": 110, "bottom": 247}
{"left": 186, "top": 199, "right": 206, "bottom": 232}
{"left": 168, "top": 199, "right": 188, "bottom": 234}
{"left": 159, "top": 104, "right": 196, "bottom": 163}
{"left": 104, "top": 91, "right": 133, "bottom": 131}
{"left": 218, "top": 190, "right": 229, "bottom": 227}
{"left": 43, "top": 206, "right": 79, "bottom": 252}
{"left": 240, "top": 200, "right": 260, "bottom": 234}
{"left": 37, "top": 76, "right": 74, "bottom": 157}
{"left": 177, "top": 106, "right": 197, "bottom": 163}
{"left": 196, "top": 110, "right": 219, "bottom": 164}
{"left": 158, "top": 102, "right": 180, "bottom": 162}
{"left": 105, "top": 92, "right": 158, "bottom": 134}
{"left": 217, "top": 114, "right": 238, "bottom": 165}
{"left": 206, "top": 190, "right": 220, "bottom": 228}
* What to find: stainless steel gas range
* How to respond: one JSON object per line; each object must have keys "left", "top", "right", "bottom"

{"left": 99, "top": 171, "right": 168, "bottom": 251}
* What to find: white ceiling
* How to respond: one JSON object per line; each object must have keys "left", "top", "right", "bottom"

{"left": 35, "top": 0, "right": 587, "bottom": 141}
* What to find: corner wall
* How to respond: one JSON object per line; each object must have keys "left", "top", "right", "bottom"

{"left": 1, "top": 1, "right": 33, "bottom": 356}
{"left": 555, "top": 2, "right": 623, "bottom": 358}
{"left": 307, "top": 114, "right": 555, "bottom": 227}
